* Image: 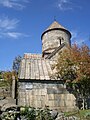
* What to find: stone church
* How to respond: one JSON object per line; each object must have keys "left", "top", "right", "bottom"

{"left": 18, "top": 21, "right": 76, "bottom": 112}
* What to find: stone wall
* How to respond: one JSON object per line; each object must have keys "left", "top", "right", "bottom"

{"left": 42, "top": 30, "right": 71, "bottom": 57}
{"left": 0, "top": 87, "right": 11, "bottom": 98}
{"left": 18, "top": 80, "right": 76, "bottom": 112}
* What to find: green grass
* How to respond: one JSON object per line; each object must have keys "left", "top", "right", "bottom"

{"left": 0, "top": 80, "right": 9, "bottom": 87}
{"left": 65, "top": 109, "right": 90, "bottom": 120}
{"left": 79, "top": 109, "right": 90, "bottom": 119}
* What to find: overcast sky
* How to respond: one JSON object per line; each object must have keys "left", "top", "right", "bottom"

{"left": 0, "top": 0, "right": 90, "bottom": 70}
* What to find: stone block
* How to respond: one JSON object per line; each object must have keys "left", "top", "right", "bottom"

{"left": 35, "top": 101, "right": 42, "bottom": 108}
{"left": 54, "top": 100, "right": 61, "bottom": 107}
{"left": 36, "top": 95, "right": 42, "bottom": 101}
{"left": 47, "top": 94, "right": 54, "bottom": 100}
{"left": 64, "top": 94, "right": 73, "bottom": 100}
{"left": 54, "top": 94, "right": 61, "bottom": 100}
{"left": 41, "top": 89, "right": 47, "bottom": 95}
{"left": 65, "top": 100, "right": 75, "bottom": 107}
{"left": 60, "top": 94, "right": 65, "bottom": 99}
{"left": 47, "top": 88, "right": 63, "bottom": 94}
{"left": 48, "top": 100, "right": 55, "bottom": 107}
{"left": 59, "top": 100, "right": 65, "bottom": 107}
{"left": 33, "top": 89, "right": 42, "bottom": 95}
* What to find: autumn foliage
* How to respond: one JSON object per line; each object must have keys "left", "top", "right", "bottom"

{"left": 54, "top": 44, "right": 90, "bottom": 109}
{"left": 2, "top": 71, "right": 17, "bottom": 86}
{"left": 55, "top": 44, "right": 90, "bottom": 83}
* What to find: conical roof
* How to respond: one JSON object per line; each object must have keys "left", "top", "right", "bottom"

{"left": 46, "top": 21, "right": 66, "bottom": 31}
{"left": 41, "top": 21, "right": 71, "bottom": 39}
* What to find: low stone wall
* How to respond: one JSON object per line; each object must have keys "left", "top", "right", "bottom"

{"left": 0, "top": 87, "right": 11, "bottom": 98}
{"left": 0, "top": 97, "right": 16, "bottom": 112}
{"left": 18, "top": 80, "right": 76, "bottom": 112}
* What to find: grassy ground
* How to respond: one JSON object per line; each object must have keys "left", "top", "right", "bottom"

{"left": 0, "top": 80, "right": 9, "bottom": 87}
{"left": 65, "top": 109, "right": 90, "bottom": 120}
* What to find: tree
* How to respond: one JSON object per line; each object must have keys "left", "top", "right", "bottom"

{"left": 12, "top": 55, "right": 22, "bottom": 74}
{"left": 2, "top": 71, "right": 17, "bottom": 85}
{"left": 0, "top": 71, "right": 3, "bottom": 79}
{"left": 53, "top": 44, "right": 90, "bottom": 109}
{"left": 1, "top": 71, "right": 16, "bottom": 97}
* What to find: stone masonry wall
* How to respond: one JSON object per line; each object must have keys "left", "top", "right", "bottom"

{"left": 18, "top": 81, "right": 76, "bottom": 112}
{"left": 42, "top": 30, "right": 71, "bottom": 56}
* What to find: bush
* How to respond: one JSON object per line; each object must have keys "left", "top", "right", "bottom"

{"left": 84, "top": 112, "right": 90, "bottom": 120}
{"left": 20, "top": 106, "right": 54, "bottom": 120}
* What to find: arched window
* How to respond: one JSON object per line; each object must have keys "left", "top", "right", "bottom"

{"left": 57, "top": 37, "right": 64, "bottom": 46}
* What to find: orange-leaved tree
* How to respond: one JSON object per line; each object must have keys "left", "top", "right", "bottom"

{"left": 54, "top": 43, "right": 90, "bottom": 109}
{"left": 2, "top": 71, "right": 17, "bottom": 87}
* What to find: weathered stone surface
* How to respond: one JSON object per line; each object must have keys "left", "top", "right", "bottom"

{"left": 0, "top": 97, "right": 16, "bottom": 112}
{"left": 42, "top": 28, "right": 71, "bottom": 58}
{"left": 18, "top": 81, "right": 76, "bottom": 112}
{"left": 17, "top": 21, "right": 76, "bottom": 112}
